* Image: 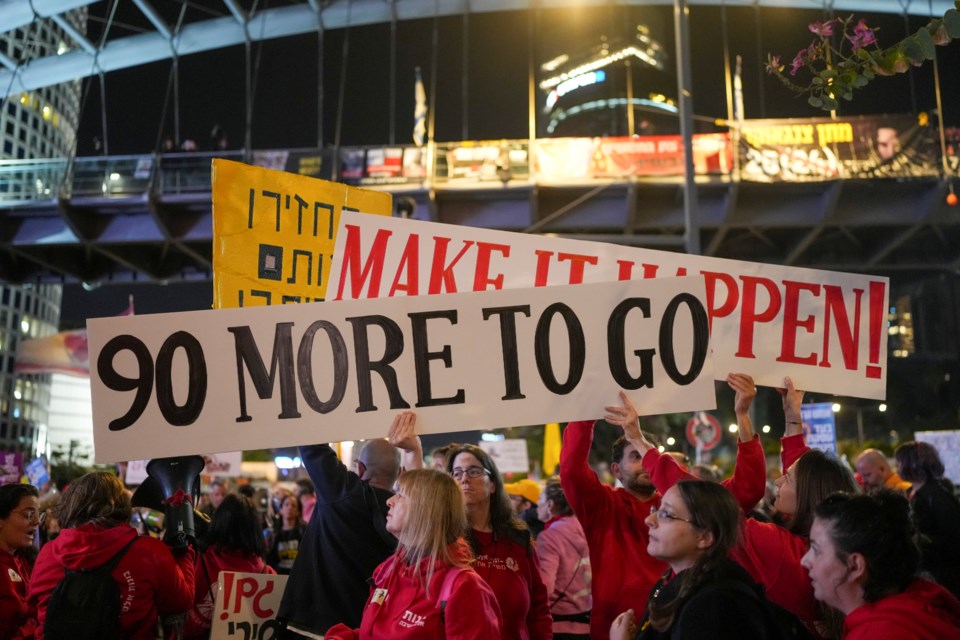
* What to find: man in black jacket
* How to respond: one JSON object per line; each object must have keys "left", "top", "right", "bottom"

{"left": 278, "top": 412, "right": 422, "bottom": 638}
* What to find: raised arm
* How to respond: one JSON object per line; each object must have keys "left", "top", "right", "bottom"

{"left": 727, "top": 373, "right": 756, "bottom": 443}
{"left": 604, "top": 391, "right": 657, "bottom": 456}
{"left": 559, "top": 420, "right": 616, "bottom": 517}
{"left": 777, "top": 376, "right": 810, "bottom": 471}
{"left": 387, "top": 411, "right": 424, "bottom": 472}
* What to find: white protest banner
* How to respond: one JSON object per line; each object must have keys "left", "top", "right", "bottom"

{"left": 87, "top": 277, "right": 714, "bottom": 462}
{"left": 210, "top": 571, "right": 288, "bottom": 640}
{"left": 479, "top": 439, "right": 530, "bottom": 473}
{"left": 915, "top": 430, "right": 960, "bottom": 485}
{"left": 327, "top": 212, "right": 888, "bottom": 400}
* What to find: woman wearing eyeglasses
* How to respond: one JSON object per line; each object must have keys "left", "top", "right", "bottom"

{"left": 610, "top": 480, "right": 786, "bottom": 640}
{"left": 446, "top": 445, "right": 552, "bottom": 640}
{"left": 1, "top": 483, "right": 40, "bottom": 639}
{"left": 325, "top": 469, "right": 502, "bottom": 639}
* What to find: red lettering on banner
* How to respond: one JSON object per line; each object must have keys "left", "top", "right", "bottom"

{"left": 427, "top": 237, "right": 474, "bottom": 294}
{"left": 736, "top": 276, "right": 782, "bottom": 358}
{"left": 614, "top": 261, "right": 669, "bottom": 280}
{"left": 473, "top": 242, "right": 510, "bottom": 291}
{"left": 236, "top": 577, "right": 258, "bottom": 612}
{"left": 865, "top": 281, "right": 886, "bottom": 379}
{"left": 700, "top": 271, "right": 739, "bottom": 332}
{"left": 335, "top": 225, "right": 391, "bottom": 300}
{"left": 777, "top": 281, "right": 820, "bottom": 365}
{"left": 557, "top": 253, "right": 599, "bottom": 284}
{"left": 388, "top": 234, "right": 419, "bottom": 296}
{"left": 251, "top": 580, "right": 275, "bottom": 618}
{"left": 219, "top": 572, "right": 235, "bottom": 620}
{"left": 643, "top": 264, "right": 661, "bottom": 278}
{"left": 535, "top": 250, "right": 554, "bottom": 286}
{"left": 820, "top": 285, "right": 863, "bottom": 371}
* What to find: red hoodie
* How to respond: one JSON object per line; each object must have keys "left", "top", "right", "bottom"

{"left": 184, "top": 547, "right": 275, "bottom": 640}
{"left": 0, "top": 547, "right": 36, "bottom": 639}
{"left": 28, "top": 523, "right": 195, "bottom": 640}
{"left": 325, "top": 541, "right": 502, "bottom": 640}
{"left": 843, "top": 579, "right": 960, "bottom": 640}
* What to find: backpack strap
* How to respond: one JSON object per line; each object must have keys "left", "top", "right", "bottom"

{"left": 101, "top": 536, "right": 138, "bottom": 574}
{"left": 437, "top": 567, "right": 467, "bottom": 624}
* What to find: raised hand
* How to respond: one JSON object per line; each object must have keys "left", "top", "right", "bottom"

{"left": 776, "top": 376, "right": 805, "bottom": 435}
{"left": 726, "top": 373, "right": 757, "bottom": 416}
{"left": 387, "top": 411, "right": 424, "bottom": 470}
{"left": 604, "top": 391, "right": 655, "bottom": 454}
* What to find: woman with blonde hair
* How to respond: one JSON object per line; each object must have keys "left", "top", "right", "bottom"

{"left": 325, "top": 469, "right": 501, "bottom": 639}
{"left": 28, "top": 471, "right": 195, "bottom": 639}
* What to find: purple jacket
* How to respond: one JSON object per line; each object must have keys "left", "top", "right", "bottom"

{"left": 537, "top": 515, "right": 591, "bottom": 637}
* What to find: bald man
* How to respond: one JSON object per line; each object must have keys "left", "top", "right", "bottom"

{"left": 278, "top": 413, "right": 420, "bottom": 638}
{"left": 855, "top": 448, "right": 911, "bottom": 493}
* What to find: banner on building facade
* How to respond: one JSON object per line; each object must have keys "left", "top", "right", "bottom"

{"left": 536, "top": 134, "right": 731, "bottom": 180}
{"left": 212, "top": 159, "right": 392, "bottom": 309}
{"left": 88, "top": 276, "right": 715, "bottom": 462}
{"left": 328, "top": 212, "right": 888, "bottom": 400}
{"left": 738, "top": 114, "right": 939, "bottom": 182}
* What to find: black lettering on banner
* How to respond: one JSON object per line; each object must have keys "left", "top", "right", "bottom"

{"left": 228, "top": 323, "right": 302, "bottom": 422}
{"left": 154, "top": 331, "right": 207, "bottom": 426}
{"left": 534, "top": 303, "right": 585, "bottom": 395}
{"left": 482, "top": 305, "right": 532, "bottom": 400}
{"left": 607, "top": 298, "right": 656, "bottom": 390}
{"left": 292, "top": 194, "right": 309, "bottom": 233}
{"left": 262, "top": 190, "right": 282, "bottom": 231}
{"left": 408, "top": 310, "right": 465, "bottom": 407}
{"left": 660, "top": 293, "right": 710, "bottom": 385}
{"left": 288, "top": 250, "right": 313, "bottom": 285}
{"left": 315, "top": 202, "right": 335, "bottom": 238}
{"left": 97, "top": 335, "right": 155, "bottom": 431}
{"left": 227, "top": 620, "right": 281, "bottom": 640}
{"left": 346, "top": 315, "right": 410, "bottom": 412}
{"left": 297, "top": 320, "right": 348, "bottom": 414}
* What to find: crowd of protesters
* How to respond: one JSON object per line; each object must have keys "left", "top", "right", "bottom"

{"left": 2, "top": 374, "right": 960, "bottom": 639}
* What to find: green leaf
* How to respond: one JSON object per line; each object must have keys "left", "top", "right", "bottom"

{"left": 915, "top": 27, "right": 936, "bottom": 59}
{"left": 945, "top": 9, "right": 960, "bottom": 38}
{"left": 819, "top": 69, "right": 838, "bottom": 80}
{"left": 842, "top": 92, "right": 853, "bottom": 101}
{"left": 808, "top": 96, "right": 823, "bottom": 108}
{"left": 862, "top": 68, "right": 875, "bottom": 80}
{"left": 812, "top": 77, "right": 824, "bottom": 86}
{"left": 853, "top": 75, "right": 870, "bottom": 88}
{"left": 903, "top": 39, "right": 926, "bottom": 65}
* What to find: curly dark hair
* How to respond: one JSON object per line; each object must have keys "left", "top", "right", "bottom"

{"left": 894, "top": 441, "right": 945, "bottom": 484}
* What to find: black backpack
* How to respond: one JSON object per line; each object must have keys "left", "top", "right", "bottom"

{"left": 43, "top": 537, "right": 138, "bottom": 640}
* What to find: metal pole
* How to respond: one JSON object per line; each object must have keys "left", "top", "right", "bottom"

{"left": 675, "top": 0, "right": 700, "bottom": 254}
{"left": 462, "top": 7, "right": 470, "bottom": 141}
{"left": 721, "top": 1, "right": 733, "bottom": 123}
{"left": 389, "top": 3, "right": 397, "bottom": 145}
{"left": 625, "top": 59, "right": 635, "bottom": 137}
{"left": 316, "top": 11, "right": 324, "bottom": 149}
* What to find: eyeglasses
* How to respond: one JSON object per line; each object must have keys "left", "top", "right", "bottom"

{"left": 451, "top": 466, "right": 490, "bottom": 480}
{"left": 649, "top": 506, "right": 693, "bottom": 524}
{"left": 14, "top": 508, "right": 44, "bottom": 524}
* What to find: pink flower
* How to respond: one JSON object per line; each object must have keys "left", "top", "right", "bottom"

{"left": 847, "top": 19, "right": 876, "bottom": 50}
{"left": 808, "top": 20, "right": 836, "bottom": 37}
{"left": 790, "top": 50, "right": 806, "bottom": 76}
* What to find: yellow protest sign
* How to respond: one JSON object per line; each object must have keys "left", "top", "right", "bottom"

{"left": 212, "top": 158, "right": 392, "bottom": 309}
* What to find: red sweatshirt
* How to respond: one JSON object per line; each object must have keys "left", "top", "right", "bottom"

{"left": 0, "top": 547, "right": 36, "bottom": 639}
{"left": 325, "top": 541, "right": 502, "bottom": 640}
{"left": 29, "top": 523, "right": 195, "bottom": 640}
{"left": 843, "top": 579, "right": 960, "bottom": 640}
{"left": 184, "top": 547, "right": 275, "bottom": 640}
{"left": 642, "top": 434, "right": 767, "bottom": 513}
{"left": 470, "top": 529, "right": 553, "bottom": 640}
{"left": 560, "top": 419, "right": 664, "bottom": 639}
